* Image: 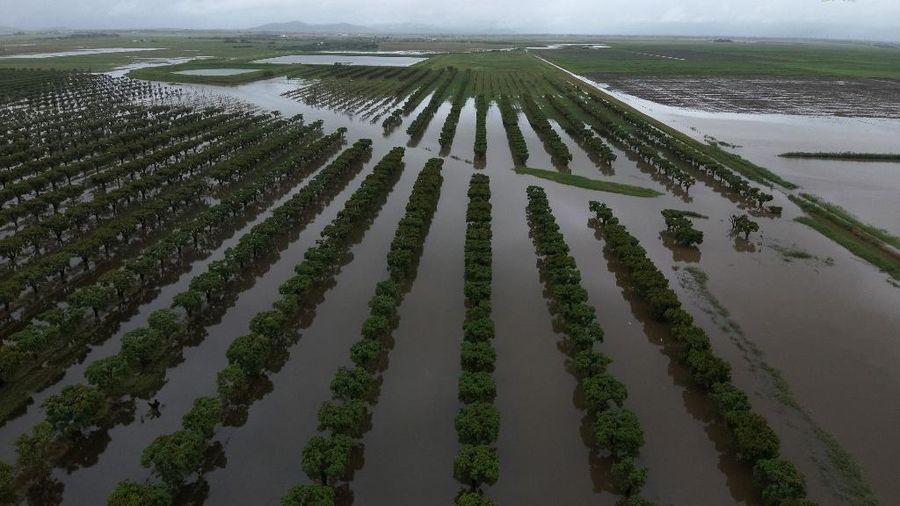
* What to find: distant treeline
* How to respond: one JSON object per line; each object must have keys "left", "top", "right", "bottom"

{"left": 778, "top": 152, "right": 900, "bottom": 162}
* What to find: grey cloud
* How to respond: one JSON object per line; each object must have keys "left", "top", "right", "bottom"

{"left": 2, "top": 0, "right": 898, "bottom": 41}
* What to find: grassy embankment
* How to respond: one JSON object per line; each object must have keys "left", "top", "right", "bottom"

{"left": 513, "top": 167, "right": 661, "bottom": 197}
{"left": 790, "top": 193, "right": 900, "bottom": 280}
{"left": 779, "top": 152, "right": 900, "bottom": 162}
{"left": 128, "top": 59, "right": 307, "bottom": 85}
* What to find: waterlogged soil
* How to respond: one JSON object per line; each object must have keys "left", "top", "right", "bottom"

{"left": 594, "top": 75, "right": 900, "bottom": 119}
{"left": 4, "top": 75, "right": 899, "bottom": 505}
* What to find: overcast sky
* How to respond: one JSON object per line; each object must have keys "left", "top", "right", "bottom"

{"left": 3, "top": 0, "right": 899, "bottom": 41}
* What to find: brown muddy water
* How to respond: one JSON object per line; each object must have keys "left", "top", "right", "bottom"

{"left": 3, "top": 75, "right": 899, "bottom": 505}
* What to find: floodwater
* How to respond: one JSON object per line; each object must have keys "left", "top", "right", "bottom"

{"left": 0, "top": 47, "right": 163, "bottom": 59}
{"left": 0, "top": 137, "right": 350, "bottom": 459}
{"left": 104, "top": 56, "right": 213, "bottom": 78}
{"left": 173, "top": 68, "right": 258, "bottom": 76}
{"left": 483, "top": 104, "right": 613, "bottom": 505}
{"left": 526, "top": 44, "right": 610, "bottom": 50}
{"left": 4, "top": 72, "right": 900, "bottom": 505}
{"left": 315, "top": 50, "right": 439, "bottom": 56}
{"left": 594, "top": 83, "right": 900, "bottom": 236}
{"left": 253, "top": 55, "right": 426, "bottom": 66}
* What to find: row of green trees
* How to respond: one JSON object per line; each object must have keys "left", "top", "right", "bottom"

{"left": 0, "top": 117, "right": 317, "bottom": 331}
{"left": 526, "top": 187, "right": 651, "bottom": 502}
{"left": 0, "top": 118, "right": 324, "bottom": 381}
{"left": 543, "top": 93, "right": 616, "bottom": 166}
{"left": 2, "top": 137, "right": 374, "bottom": 504}
{"left": 520, "top": 94, "right": 572, "bottom": 166}
{"left": 381, "top": 109, "right": 403, "bottom": 133}
{"left": 497, "top": 95, "right": 528, "bottom": 166}
{"left": 454, "top": 174, "right": 498, "bottom": 505}
{"left": 560, "top": 82, "right": 776, "bottom": 208}
{"left": 661, "top": 209, "right": 704, "bottom": 247}
{"left": 2, "top": 102, "right": 188, "bottom": 169}
{"left": 282, "top": 157, "right": 445, "bottom": 505}
{"left": 439, "top": 70, "right": 473, "bottom": 149}
{"left": 107, "top": 141, "right": 408, "bottom": 505}
{"left": 591, "top": 201, "right": 808, "bottom": 506}
{"left": 1, "top": 106, "right": 205, "bottom": 195}
{"left": 474, "top": 95, "right": 488, "bottom": 158}
{"left": 406, "top": 68, "right": 459, "bottom": 139}
{"left": 0, "top": 111, "right": 256, "bottom": 247}
{"left": 0, "top": 129, "right": 349, "bottom": 428}
{"left": 400, "top": 69, "right": 446, "bottom": 115}
{"left": 0, "top": 116, "right": 321, "bottom": 318}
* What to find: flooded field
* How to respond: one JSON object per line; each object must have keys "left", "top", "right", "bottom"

{"left": 253, "top": 54, "right": 427, "bottom": 66}
{"left": 593, "top": 76, "right": 900, "bottom": 118}
{"left": 592, "top": 82, "right": 900, "bottom": 236}
{"left": 0, "top": 47, "right": 163, "bottom": 59}
{"left": 1, "top": 60, "right": 898, "bottom": 506}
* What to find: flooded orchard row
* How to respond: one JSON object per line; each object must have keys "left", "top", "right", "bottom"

{"left": 3, "top": 75, "right": 898, "bottom": 505}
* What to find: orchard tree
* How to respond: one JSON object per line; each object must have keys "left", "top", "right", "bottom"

{"left": 455, "top": 402, "right": 500, "bottom": 445}
{"left": 85, "top": 355, "right": 131, "bottom": 392}
{"left": 730, "top": 214, "right": 760, "bottom": 240}
{"left": 281, "top": 484, "right": 335, "bottom": 506}
{"left": 182, "top": 397, "right": 223, "bottom": 438}
{"left": 141, "top": 429, "right": 206, "bottom": 488}
{"left": 460, "top": 341, "right": 496, "bottom": 373}
{"left": 329, "top": 367, "right": 372, "bottom": 401}
{"left": 453, "top": 445, "right": 498, "bottom": 490}
{"left": 121, "top": 328, "right": 165, "bottom": 369}
{"left": 317, "top": 399, "right": 367, "bottom": 437}
{"left": 594, "top": 409, "right": 644, "bottom": 458}
{"left": 172, "top": 290, "right": 203, "bottom": 317}
{"left": 589, "top": 201, "right": 615, "bottom": 225}
{"left": 349, "top": 340, "right": 383, "bottom": 370}
{"left": 456, "top": 492, "right": 495, "bottom": 506}
{"left": 581, "top": 373, "right": 627, "bottom": 413}
{"left": 301, "top": 434, "right": 353, "bottom": 485}
{"left": 458, "top": 372, "right": 496, "bottom": 403}
{"left": 226, "top": 333, "right": 271, "bottom": 375}
{"left": 610, "top": 456, "right": 648, "bottom": 495}
{"left": 753, "top": 458, "right": 807, "bottom": 506}
{"left": 42, "top": 384, "right": 105, "bottom": 437}
{"left": 108, "top": 480, "right": 172, "bottom": 506}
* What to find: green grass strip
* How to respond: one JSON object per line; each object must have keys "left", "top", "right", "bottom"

{"left": 790, "top": 196, "right": 900, "bottom": 280}
{"left": 513, "top": 167, "right": 661, "bottom": 197}
{"left": 795, "top": 193, "right": 900, "bottom": 249}
{"left": 779, "top": 152, "right": 900, "bottom": 162}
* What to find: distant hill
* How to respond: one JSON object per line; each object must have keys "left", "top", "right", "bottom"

{"left": 248, "top": 21, "right": 376, "bottom": 34}
{"left": 246, "top": 20, "right": 503, "bottom": 35}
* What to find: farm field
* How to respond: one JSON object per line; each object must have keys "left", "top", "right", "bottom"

{"left": 0, "top": 33, "right": 898, "bottom": 506}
